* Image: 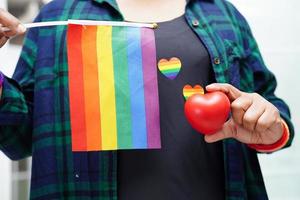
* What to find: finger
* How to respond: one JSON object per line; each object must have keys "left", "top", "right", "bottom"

{"left": 0, "top": 8, "right": 26, "bottom": 36}
{"left": 206, "top": 83, "right": 242, "bottom": 101}
{"left": 231, "top": 96, "right": 252, "bottom": 125}
{"left": 0, "top": 35, "right": 9, "bottom": 48}
{"left": 255, "top": 106, "right": 279, "bottom": 133}
{"left": 242, "top": 99, "right": 266, "bottom": 132}
{"left": 0, "top": 25, "right": 3, "bottom": 35}
{"left": 3, "top": 29, "right": 23, "bottom": 37}
{"left": 204, "top": 118, "right": 237, "bottom": 143}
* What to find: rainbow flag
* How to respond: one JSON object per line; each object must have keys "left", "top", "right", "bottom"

{"left": 67, "top": 24, "right": 161, "bottom": 151}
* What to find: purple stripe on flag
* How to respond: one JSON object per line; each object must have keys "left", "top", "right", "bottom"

{"left": 141, "top": 28, "right": 161, "bottom": 149}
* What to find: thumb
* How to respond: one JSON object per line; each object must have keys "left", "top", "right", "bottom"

{"left": 206, "top": 83, "right": 242, "bottom": 102}
{"left": 204, "top": 118, "right": 237, "bottom": 143}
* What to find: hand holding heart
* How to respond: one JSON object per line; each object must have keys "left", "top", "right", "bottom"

{"left": 204, "top": 83, "right": 284, "bottom": 145}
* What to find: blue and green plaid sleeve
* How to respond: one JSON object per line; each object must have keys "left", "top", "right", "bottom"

{"left": 0, "top": 22, "right": 38, "bottom": 160}
{"left": 225, "top": 1, "right": 295, "bottom": 150}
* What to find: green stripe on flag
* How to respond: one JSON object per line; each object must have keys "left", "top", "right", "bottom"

{"left": 112, "top": 26, "right": 133, "bottom": 149}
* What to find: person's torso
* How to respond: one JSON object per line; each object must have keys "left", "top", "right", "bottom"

{"left": 24, "top": 0, "right": 266, "bottom": 199}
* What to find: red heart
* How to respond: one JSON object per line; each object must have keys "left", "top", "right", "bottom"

{"left": 184, "top": 92, "right": 231, "bottom": 135}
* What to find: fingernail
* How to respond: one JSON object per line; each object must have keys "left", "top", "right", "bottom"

{"left": 204, "top": 136, "right": 213, "bottom": 143}
{"left": 206, "top": 85, "right": 214, "bottom": 90}
{"left": 17, "top": 24, "right": 26, "bottom": 33}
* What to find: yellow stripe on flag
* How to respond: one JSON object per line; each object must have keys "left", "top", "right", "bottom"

{"left": 97, "top": 26, "right": 118, "bottom": 150}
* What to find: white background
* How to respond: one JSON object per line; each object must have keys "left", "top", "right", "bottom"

{"left": 0, "top": 0, "right": 300, "bottom": 199}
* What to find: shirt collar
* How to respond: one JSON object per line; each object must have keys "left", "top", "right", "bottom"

{"left": 93, "top": 0, "right": 124, "bottom": 16}
{"left": 92, "top": 0, "right": 214, "bottom": 19}
{"left": 93, "top": 0, "right": 214, "bottom": 8}
{"left": 93, "top": 0, "right": 118, "bottom": 7}
{"left": 94, "top": 0, "right": 214, "bottom": 2}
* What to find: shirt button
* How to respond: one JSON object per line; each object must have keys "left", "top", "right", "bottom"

{"left": 192, "top": 19, "right": 199, "bottom": 27}
{"left": 214, "top": 57, "right": 221, "bottom": 65}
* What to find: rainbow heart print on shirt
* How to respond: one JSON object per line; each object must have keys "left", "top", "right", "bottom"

{"left": 158, "top": 57, "right": 182, "bottom": 80}
{"left": 183, "top": 85, "right": 205, "bottom": 100}
{"left": 67, "top": 24, "right": 161, "bottom": 151}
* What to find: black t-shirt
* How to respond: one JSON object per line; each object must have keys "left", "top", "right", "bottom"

{"left": 118, "top": 15, "right": 225, "bottom": 200}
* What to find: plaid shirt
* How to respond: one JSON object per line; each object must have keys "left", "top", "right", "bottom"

{"left": 0, "top": 0, "right": 294, "bottom": 199}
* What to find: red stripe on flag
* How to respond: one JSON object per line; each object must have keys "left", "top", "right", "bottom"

{"left": 67, "top": 24, "right": 87, "bottom": 151}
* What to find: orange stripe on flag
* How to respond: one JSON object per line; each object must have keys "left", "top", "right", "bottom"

{"left": 82, "top": 26, "right": 102, "bottom": 151}
{"left": 67, "top": 25, "right": 87, "bottom": 151}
